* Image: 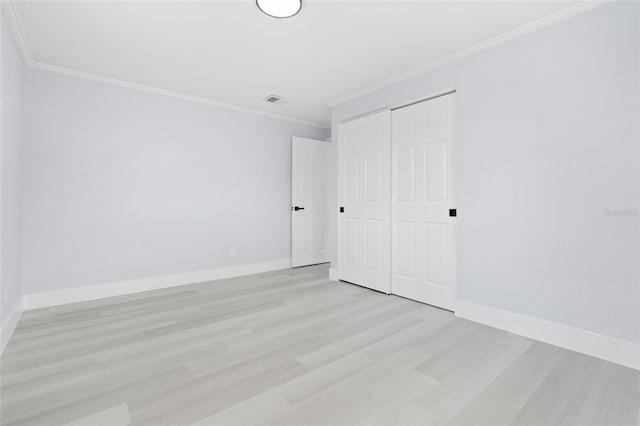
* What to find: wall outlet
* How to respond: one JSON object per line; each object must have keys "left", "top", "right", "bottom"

{"left": 230, "top": 247, "right": 237, "bottom": 257}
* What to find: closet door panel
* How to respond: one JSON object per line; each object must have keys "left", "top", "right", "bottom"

{"left": 392, "top": 94, "right": 456, "bottom": 310}
{"left": 338, "top": 110, "right": 392, "bottom": 294}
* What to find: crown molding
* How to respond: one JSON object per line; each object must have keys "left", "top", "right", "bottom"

{"left": 329, "top": 1, "right": 609, "bottom": 107}
{"left": 2, "top": 1, "right": 327, "bottom": 128}
{"left": 3, "top": 0, "right": 606, "bottom": 125}
{"left": 28, "top": 61, "right": 329, "bottom": 128}
{"left": 1, "top": 0, "right": 34, "bottom": 64}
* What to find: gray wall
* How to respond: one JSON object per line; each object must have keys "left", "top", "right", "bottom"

{"left": 1, "top": 9, "right": 25, "bottom": 326}
{"left": 22, "top": 68, "right": 326, "bottom": 294}
{"left": 331, "top": 2, "right": 639, "bottom": 343}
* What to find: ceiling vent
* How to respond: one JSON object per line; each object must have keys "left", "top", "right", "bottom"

{"left": 263, "top": 95, "right": 290, "bottom": 105}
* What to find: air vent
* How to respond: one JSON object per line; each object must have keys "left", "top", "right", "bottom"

{"left": 263, "top": 95, "right": 290, "bottom": 105}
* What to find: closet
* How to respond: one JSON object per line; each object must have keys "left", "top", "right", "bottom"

{"left": 337, "top": 92, "right": 456, "bottom": 310}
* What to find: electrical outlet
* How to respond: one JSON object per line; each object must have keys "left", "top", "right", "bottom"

{"left": 230, "top": 247, "right": 237, "bottom": 257}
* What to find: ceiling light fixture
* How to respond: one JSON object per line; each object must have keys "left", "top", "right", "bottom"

{"left": 256, "top": 0, "right": 301, "bottom": 18}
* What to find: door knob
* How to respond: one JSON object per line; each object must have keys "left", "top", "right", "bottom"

{"left": 293, "top": 206, "right": 305, "bottom": 211}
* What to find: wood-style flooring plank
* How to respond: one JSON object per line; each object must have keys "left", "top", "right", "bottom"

{"left": 1, "top": 264, "right": 638, "bottom": 426}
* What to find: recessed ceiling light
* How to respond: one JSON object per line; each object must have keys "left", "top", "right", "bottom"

{"left": 256, "top": 0, "right": 302, "bottom": 19}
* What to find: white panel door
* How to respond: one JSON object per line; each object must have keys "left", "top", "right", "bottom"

{"left": 338, "top": 110, "right": 392, "bottom": 293}
{"left": 392, "top": 93, "right": 456, "bottom": 310}
{"left": 292, "top": 137, "right": 330, "bottom": 267}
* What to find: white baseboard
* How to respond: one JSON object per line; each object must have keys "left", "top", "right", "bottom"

{"left": 455, "top": 300, "right": 640, "bottom": 371}
{"left": 23, "top": 258, "right": 292, "bottom": 311}
{"left": 329, "top": 267, "right": 339, "bottom": 282}
{"left": 1, "top": 296, "right": 24, "bottom": 355}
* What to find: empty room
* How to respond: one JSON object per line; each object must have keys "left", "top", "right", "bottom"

{"left": 0, "top": 0, "right": 638, "bottom": 425}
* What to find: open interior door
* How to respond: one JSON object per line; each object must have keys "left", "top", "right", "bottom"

{"left": 291, "top": 137, "right": 330, "bottom": 267}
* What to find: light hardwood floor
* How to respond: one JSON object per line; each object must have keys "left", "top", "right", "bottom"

{"left": 1, "top": 264, "right": 639, "bottom": 426}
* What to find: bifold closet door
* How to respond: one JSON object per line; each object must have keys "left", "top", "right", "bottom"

{"left": 338, "top": 110, "right": 392, "bottom": 293}
{"left": 391, "top": 93, "right": 456, "bottom": 310}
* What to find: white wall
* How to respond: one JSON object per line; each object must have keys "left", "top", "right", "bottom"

{"left": 1, "top": 8, "right": 25, "bottom": 327}
{"left": 331, "top": 2, "right": 639, "bottom": 343}
{"left": 22, "top": 68, "right": 327, "bottom": 294}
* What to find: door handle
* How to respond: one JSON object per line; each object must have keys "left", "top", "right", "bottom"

{"left": 293, "top": 206, "right": 305, "bottom": 211}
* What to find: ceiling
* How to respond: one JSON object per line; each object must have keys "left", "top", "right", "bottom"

{"left": 10, "top": 0, "right": 584, "bottom": 127}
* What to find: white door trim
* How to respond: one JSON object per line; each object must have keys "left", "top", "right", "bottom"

{"left": 340, "top": 89, "right": 457, "bottom": 124}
